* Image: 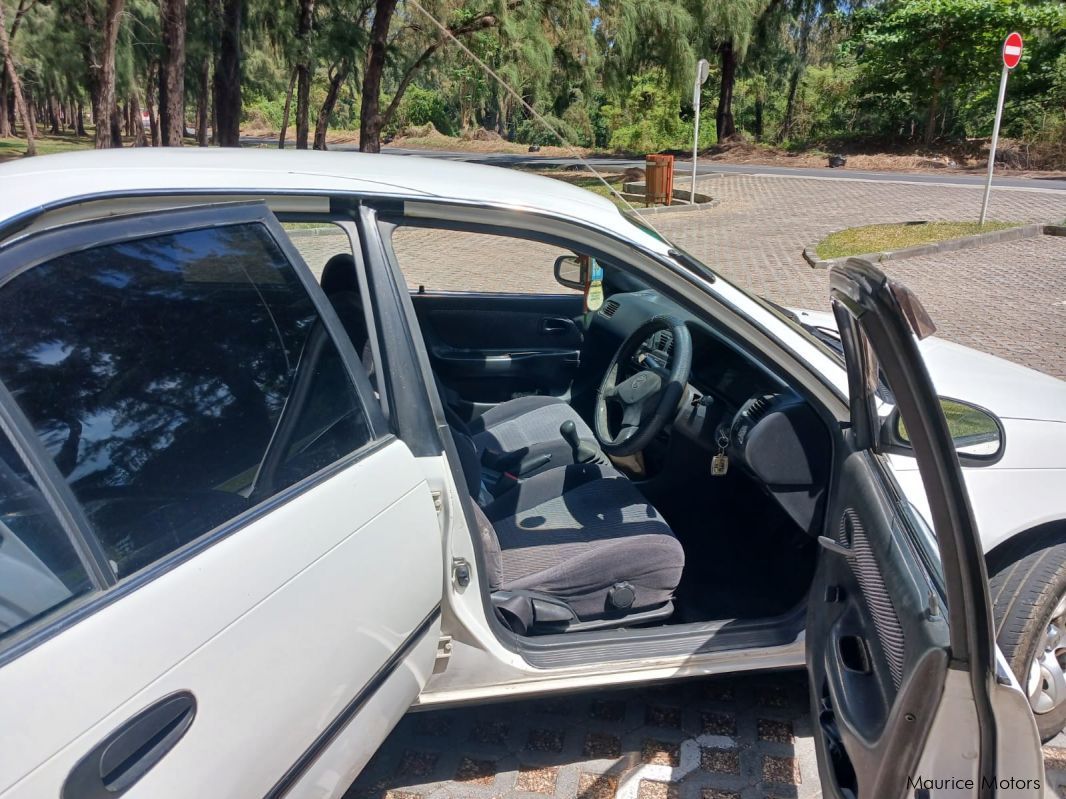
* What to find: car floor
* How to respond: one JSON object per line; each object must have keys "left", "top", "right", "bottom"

{"left": 652, "top": 469, "right": 818, "bottom": 623}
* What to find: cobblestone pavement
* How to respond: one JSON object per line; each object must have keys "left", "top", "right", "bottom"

{"left": 347, "top": 672, "right": 821, "bottom": 799}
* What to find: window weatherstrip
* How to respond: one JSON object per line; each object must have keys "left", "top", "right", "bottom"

{"left": 0, "top": 380, "right": 115, "bottom": 589}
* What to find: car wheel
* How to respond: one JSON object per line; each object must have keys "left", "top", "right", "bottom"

{"left": 990, "top": 543, "right": 1066, "bottom": 742}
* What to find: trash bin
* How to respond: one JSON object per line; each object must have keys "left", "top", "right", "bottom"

{"left": 644, "top": 154, "right": 675, "bottom": 206}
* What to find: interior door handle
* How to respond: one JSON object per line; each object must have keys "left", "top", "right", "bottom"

{"left": 541, "top": 317, "right": 575, "bottom": 335}
{"left": 63, "top": 691, "right": 196, "bottom": 799}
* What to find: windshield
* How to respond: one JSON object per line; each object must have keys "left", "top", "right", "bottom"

{"left": 622, "top": 211, "right": 846, "bottom": 366}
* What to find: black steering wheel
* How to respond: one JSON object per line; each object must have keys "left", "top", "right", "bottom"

{"left": 594, "top": 315, "right": 692, "bottom": 456}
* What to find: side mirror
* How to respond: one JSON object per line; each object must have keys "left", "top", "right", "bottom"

{"left": 888, "top": 398, "right": 1005, "bottom": 464}
{"left": 554, "top": 255, "right": 588, "bottom": 290}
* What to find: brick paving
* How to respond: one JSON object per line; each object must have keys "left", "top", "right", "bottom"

{"left": 292, "top": 174, "right": 1065, "bottom": 798}
{"left": 346, "top": 671, "right": 821, "bottom": 799}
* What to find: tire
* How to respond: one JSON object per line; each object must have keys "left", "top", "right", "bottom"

{"left": 990, "top": 542, "right": 1066, "bottom": 742}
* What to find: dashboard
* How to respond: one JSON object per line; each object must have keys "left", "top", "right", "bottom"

{"left": 590, "top": 289, "right": 830, "bottom": 535}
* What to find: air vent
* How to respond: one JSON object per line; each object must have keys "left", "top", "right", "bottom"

{"left": 655, "top": 330, "right": 674, "bottom": 356}
{"left": 601, "top": 300, "right": 620, "bottom": 317}
{"left": 744, "top": 394, "right": 773, "bottom": 424}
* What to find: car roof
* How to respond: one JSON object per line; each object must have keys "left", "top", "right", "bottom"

{"left": 0, "top": 148, "right": 640, "bottom": 242}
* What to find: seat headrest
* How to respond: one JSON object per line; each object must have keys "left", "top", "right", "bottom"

{"left": 321, "top": 253, "right": 358, "bottom": 295}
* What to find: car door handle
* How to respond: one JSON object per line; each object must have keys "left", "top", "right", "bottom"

{"left": 63, "top": 691, "right": 196, "bottom": 799}
{"left": 540, "top": 317, "right": 576, "bottom": 335}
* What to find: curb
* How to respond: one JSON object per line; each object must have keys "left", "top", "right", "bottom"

{"left": 622, "top": 181, "right": 718, "bottom": 214}
{"left": 802, "top": 223, "right": 1061, "bottom": 269}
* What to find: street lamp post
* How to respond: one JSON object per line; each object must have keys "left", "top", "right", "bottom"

{"left": 691, "top": 58, "right": 710, "bottom": 204}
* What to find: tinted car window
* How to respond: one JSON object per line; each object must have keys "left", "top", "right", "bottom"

{"left": 0, "top": 429, "right": 92, "bottom": 640}
{"left": 0, "top": 222, "right": 372, "bottom": 579}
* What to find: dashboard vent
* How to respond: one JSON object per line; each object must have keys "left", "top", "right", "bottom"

{"left": 745, "top": 395, "right": 773, "bottom": 424}
{"left": 601, "top": 300, "right": 620, "bottom": 317}
{"left": 653, "top": 330, "right": 674, "bottom": 356}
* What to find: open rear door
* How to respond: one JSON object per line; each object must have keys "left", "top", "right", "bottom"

{"left": 807, "top": 258, "right": 1041, "bottom": 798}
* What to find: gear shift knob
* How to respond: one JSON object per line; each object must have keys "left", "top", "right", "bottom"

{"left": 560, "top": 420, "right": 581, "bottom": 457}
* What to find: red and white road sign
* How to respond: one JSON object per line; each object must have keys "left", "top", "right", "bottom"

{"left": 1002, "top": 32, "right": 1024, "bottom": 70}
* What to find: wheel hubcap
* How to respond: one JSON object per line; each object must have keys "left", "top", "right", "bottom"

{"left": 1027, "top": 596, "right": 1066, "bottom": 715}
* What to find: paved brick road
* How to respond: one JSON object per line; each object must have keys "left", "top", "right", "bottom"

{"left": 291, "top": 174, "right": 1065, "bottom": 799}
{"left": 348, "top": 672, "right": 819, "bottom": 799}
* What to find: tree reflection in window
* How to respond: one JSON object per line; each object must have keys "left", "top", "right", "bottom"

{"left": 0, "top": 223, "right": 370, "bottom": 577}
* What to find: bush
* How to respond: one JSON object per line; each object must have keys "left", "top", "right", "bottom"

{"left": 387, "top": 86, "right": 456, "bottom": 137}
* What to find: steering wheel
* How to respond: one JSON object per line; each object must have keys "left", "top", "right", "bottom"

{"left": 594, "top": 315, "right": 692, "bottom": 456}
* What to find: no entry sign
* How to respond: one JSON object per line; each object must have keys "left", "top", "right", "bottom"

{"left": 1002, "top": 32, "right": 1024, "bottom": 70}
{"left": 980, "top": 32, "right": 1026, "bottom": 224}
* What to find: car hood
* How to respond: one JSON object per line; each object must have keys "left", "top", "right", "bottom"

{"left": 792, "top": 308, "right": 1066, "bottom": 424}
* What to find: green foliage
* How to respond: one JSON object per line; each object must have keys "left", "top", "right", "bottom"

{"left": 597, "top": 71, "right": 704, "bottom": 153}
{"left": 387, "top": 86, "right": 456, "bottom": 136}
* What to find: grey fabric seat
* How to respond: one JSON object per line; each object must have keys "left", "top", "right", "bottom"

{"left": 467, "top": 395, "right": 598, "bottom": 472}
{"left": 471, "top": 463, "right": 684, "bottom": 629}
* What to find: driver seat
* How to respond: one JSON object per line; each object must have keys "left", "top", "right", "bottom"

{"left": 467, "top": 462, "right": 685, "bottom": 633}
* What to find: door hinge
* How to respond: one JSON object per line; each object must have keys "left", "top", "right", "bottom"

{"left": 431, "top": 490, "right": 443, "bottom": 513}
{"left": 433, "top": 635, "right": 452, "bottom": 673}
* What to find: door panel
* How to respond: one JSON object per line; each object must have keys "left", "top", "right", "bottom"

{"left": 1, "top": 441, "right": 442, "bottom": 798}
{"left": 810, "top": 259, "right": 1039, "bottom": 797}
{"left": 808, "top": 450, "right": 950, "bottom": 798}
{"left": 411, "top": 293, "right": 584, "bottom": 403}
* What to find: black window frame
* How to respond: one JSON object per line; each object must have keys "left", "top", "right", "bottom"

{"left": 0, "top": 201, "right": 392, "bottom": 665}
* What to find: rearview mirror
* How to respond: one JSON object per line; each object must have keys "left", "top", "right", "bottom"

{"left": 891, "top": 398, "right": 1004, "bottom": 463}
{"left": 554, "top": 255, "right": 588, "bottom": 290}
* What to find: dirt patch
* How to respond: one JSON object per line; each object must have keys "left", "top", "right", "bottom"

{"left": 693, "top": 138, "right": 1065, "bottom": 179}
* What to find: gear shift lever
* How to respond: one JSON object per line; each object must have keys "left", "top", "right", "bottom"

{"left": 560, "top": 420, "right": 599, "bottom": 464}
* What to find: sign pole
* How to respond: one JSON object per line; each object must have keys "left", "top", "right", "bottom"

{"left": 979, "top": 65, "right": 1009, "bottom": 226}
{"left": 691, "top": 59, "right": 709, "bottom": 204}
{"left": 980, "top": 32, "right": 1023, "bottom": 226}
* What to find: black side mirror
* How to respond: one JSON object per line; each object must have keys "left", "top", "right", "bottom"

{"left": 554, "top": 255, "right": 588, "bottom": 290}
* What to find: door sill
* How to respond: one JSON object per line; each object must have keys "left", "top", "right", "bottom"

{"left": 517, "top": 603, "right": 806, "bottom": 668}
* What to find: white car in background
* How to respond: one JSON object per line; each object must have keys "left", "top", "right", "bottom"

{"left": 0, "top": 149, "right": 1058, "bottom": 799}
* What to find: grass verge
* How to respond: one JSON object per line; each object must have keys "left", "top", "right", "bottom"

{"left": 816, "top": 220, "right": 1019, "bottom": 260}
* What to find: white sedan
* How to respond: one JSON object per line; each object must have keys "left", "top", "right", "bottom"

{"left": 0, "top": 149, "right": 1057, "bottom": 799}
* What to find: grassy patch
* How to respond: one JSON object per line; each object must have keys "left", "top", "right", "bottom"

{"left": 0, "top": 133, "right": 96, "bottom": 162}
{"left": 816, "top": 221, "right": 1019, "bottom": 260}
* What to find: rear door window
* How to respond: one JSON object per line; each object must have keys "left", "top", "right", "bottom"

{"left": 0, "top": 217, "right": 374, "bottom": 579}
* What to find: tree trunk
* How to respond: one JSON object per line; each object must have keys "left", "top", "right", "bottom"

{"left": 359, "top": 0, "right": 398, "bottom": 154}
{"left": 196, "top": 56, "right": 209, "bottom": 146}
{"left": 715, "top": 40, "right": 737, "bottom": 142}
{"left": 213, "top": 0, "right": 242, "bottom": 147}
{"left": 84, "top": 0, "right": 124, "bottom": 148}
{"left": 159, "top": 0, "right": 186, "bottom": 146}
{"left": 22, "top": 79, "right": 36, "bottom": 137}
{"left": 313, "top": 59, "right": 349, "bottom": 150}
{"left": 0, "top": 0, "right": 34, "bottom": 154}
{"left": 278, "top": 67, "right": 297, "bottom": 148}
{"left": 754, "top": 97, "right": 763, "bottom": 142}
{"left": 49, "top": 95, "right": 60, "bottom": 134}
{"left": 146, "top": 63, "right": 160, "bottom": 145}
{"left": 293, "top": 0, "right": 315, "bottom": 149}
{"left": 109, "top": 103, "right": 122, "bottom": 146}
{"left": 923, "top": 76, "right": 942, "bottom": 146}
{"left": 75, "top": 100, "right": 87, "bottom": 136}
{"left": 130, "top": 92, "right": 147, "bottom": 145}
{"left": 0, "top": 76, "right": 10, "bottom": 138}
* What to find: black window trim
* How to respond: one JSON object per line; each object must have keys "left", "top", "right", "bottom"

{"left": 0, "top": 201, "right": 395, "bottom": 666}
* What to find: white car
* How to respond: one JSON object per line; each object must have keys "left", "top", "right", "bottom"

{"left": 0, "top": 149, "right": 1059, "bottom": 799}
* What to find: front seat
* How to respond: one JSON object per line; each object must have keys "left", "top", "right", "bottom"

{"left": 320, "top": 252, "right": 601, "bottom": 476}
{"left": 467, "top": 462, "right": 685, "bottom": 633}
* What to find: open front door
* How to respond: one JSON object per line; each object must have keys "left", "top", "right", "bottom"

{"left": 808, "top": 259, "right": 1041, "bottom": 798}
